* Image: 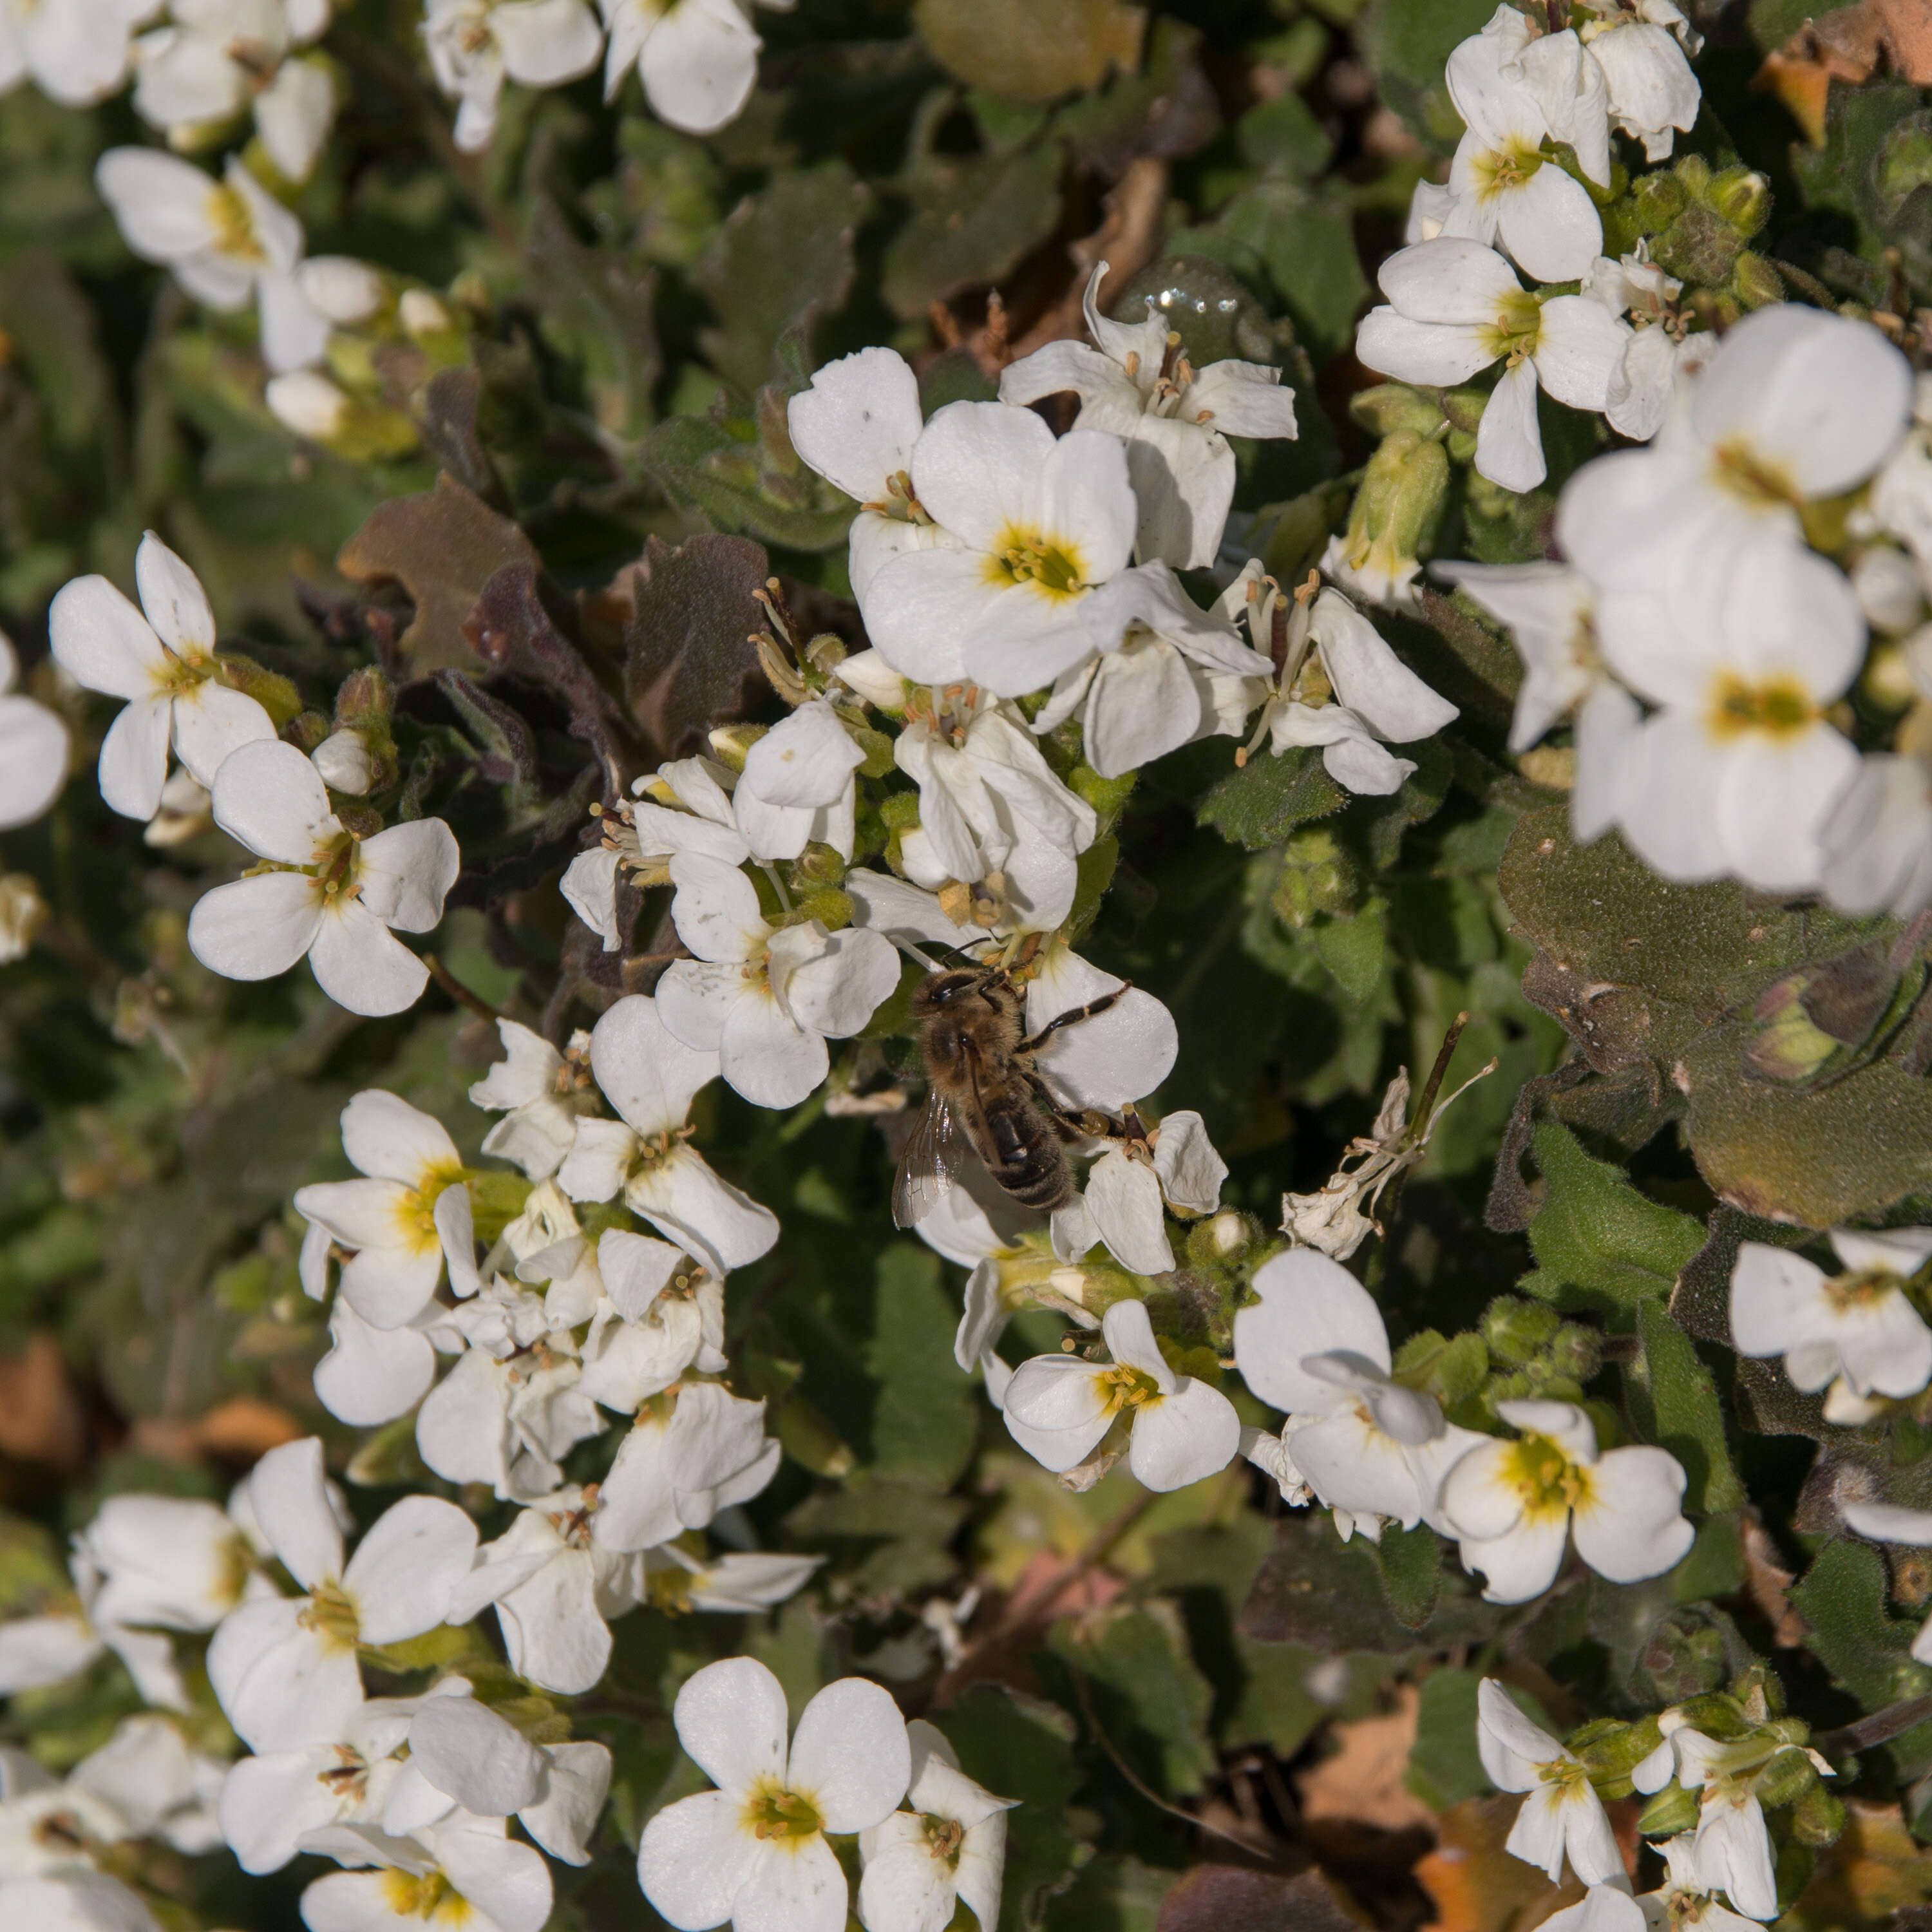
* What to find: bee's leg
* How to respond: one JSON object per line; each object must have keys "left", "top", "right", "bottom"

{"left": 1019, "top": 983, "right": 1130, "bottom": 1053}
{"left": 1042, "top": 1101, "right": 1135, "bottom": 1145}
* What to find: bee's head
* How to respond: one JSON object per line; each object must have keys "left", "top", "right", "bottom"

{"left": 915, "top": 966, "right": 1009, "bottom": 1014}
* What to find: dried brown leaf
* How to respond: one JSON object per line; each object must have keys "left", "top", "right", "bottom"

{"left": 1295, "top": 1686, "right": 1437, "bottom": 1834}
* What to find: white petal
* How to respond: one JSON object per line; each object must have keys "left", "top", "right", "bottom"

{"left": 189, "top": 872, "right": 323, "bottom": 983}
{"left": 357, "top": 818, "right": 461, "bottom": 932}
{"left": 591, "top": 994, "right": 719, "bottom": 1138}
{"left": 250, "top": 1435, "right": 345, "bottom": 1587}
{"left": 788, "top": 347, "right": 923, "bottom": 504}
{"left": 1233, "top": 1248, "right": 1390, "bottom": 1415}
{"left": 408, "top": 1695, "right": 544, "bottom": 1815}
{"left": 1083, "top": 1152, "right": 1174, "bottom": 1274}
{"left": 1533, "top": 297, "right": 1629, "bottom": 412}
{"left": 636, "top": 0, "right": 760, "bottom": 134}
{"left": 98, "top": 694, "right": 176, "bottom": 819}
{"left": 315, "top": 1298, "right": 437, "bottom": 1425}
{"left": 1569, "top": 1445, "right": 1692, "bottom": 1584}
{"left": 1128, "top": 1379, "right": 1241, "bottom": 1491}
{"left": 674, "top": 1654, "right": 790, "bottom": 1795}
{"left": 628, "top": 1145, "right": 779, "bottom": 1274}
{"left": 206, "top": 1595, "right": 361, "bottom": 1754}
{"left": 342, "top": 1497, "right": 477, "bottom": 1643}
{"left": 1378, "top": 236, "right": 1524, "bottom": 324}
{"left": 522, "top": 1739, "right": 611, "bottom": 1864}
{"left": 1496, "top": 164, "right": 1602, "bottom": 283}
{"left": 638, "top": 1787, "right": 762, "bottom": 1931}
{"left": 789, "top": 1677, "right": 911, "bottom": 1832}
{"left": 1475, "top": 357, "right": 1547, "bottom": 493}
{"left": 308, "top": 900, "right": 431, "bottom": 1015}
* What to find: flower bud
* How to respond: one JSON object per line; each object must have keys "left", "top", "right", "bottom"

{"left": 1349, "top": 383, "right": 1446, "bottom": 440}
{"left": 1752, "top": 1745, "right": 1821, "bottom": 1812}
{"left": 707, "top": 723, "right": 766, "bottom": 773}
{"left": 1790, "top": 1781, "right": 1846, "bottom": 1847}
{"left": 793, "top": 887, "right": 855, "bottom": 932}
{"left": 1186, "top": 1210, "right": 1254, "bottom": 1267}
{"left": 1638, "top": 1615, "right": 1730, "bottom": 1707}
{"left": 400, "top": 288, "right": 454, "bottom": 339}
{"left": 215, "top": 652, "right": 302, "bottom": 727}
{"left": 1483, "top": 1294, "right": 1558, "bottom": 1367}
{"left": 1636, "top": 1781, "right": 1700, "bottom": 1838}
{"left": 1331, "top": 430, "right": 1449, "bottom": 605}
{"left": 1744, "top": 972, "right": 1840, "bottom": 1084}
{"left": 266, "top": 368, "right": 349, "bottom": 440}
{"left": 1269, "top": 826, "right": 1361, "bottom": 929}
{"left": 1547, "top": 1323, "right": 1601, "bottom": 1383}
{"left": 296, "top": 255, "right": 384, "bottom": 325}
{"left": 1732, "top": 249, "right": 1785, "bottom": 310}
{"left": 312, "top": 728, "right": 374, "bottom": 795}
{"left": 1705, "top": 165, "right": 1770, "bottom": 238}
{"left": 1571, "top": 1714, "right": 1663, "bottom": 1790}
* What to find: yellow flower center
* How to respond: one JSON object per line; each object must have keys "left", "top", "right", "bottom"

{"left": 645, "top": 1566, "right": 696, "bottom": 1614}
{"left": 1705, "top": 671, "right": 1816, "bottom": 743}
{"left": 1537, "top": 1755, "right": 1589, "bottom": 1799}
{"left": 1098, "top": 1363, "right": 1162, "bottom": 1415}
{"left": 1825, "top": 1265, "right": 1904, "bottom": 1310}
{"left": 205, "top": 182, "right": 267, "bottom": 265}
{"left": 1471, "top": 138, "right": 1544, "bottom": 201}
{"left": 381, "top": 1868, "right": 471, "bottom": 1922}
{"left": 985, "top": 525, "right": 1088, "bottom": 599}
{"left": 1482, "top": 287, "right": 1545, "bottom": 368}
{"left": 298, "top": 1578, "right": 361, "bottom": 1650}
{"left": 741, "top": 1777, "right": 824, "bottom": 1843}
{"left": 390, "top": 1162, "right": 468, "bottom": 1251}
{"left": 1498, "top": 1431, "right": 1591, "bottom": 1524}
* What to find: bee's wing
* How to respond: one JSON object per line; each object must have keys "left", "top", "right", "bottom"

{"left": 893, "top": 1088, "right": 977, "bottom": 1228}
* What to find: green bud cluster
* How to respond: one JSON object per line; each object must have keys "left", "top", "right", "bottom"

{"left": 1600, "top": 153, "right": 1776, "bottom": 314}
{"left": 1479, "top": 1295, "right": 1600, "bottom": 1409}
{"left": 1270, "top": 826, "right": 1363, "bottom": 929}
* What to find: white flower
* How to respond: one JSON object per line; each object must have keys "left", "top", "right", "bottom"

{"left": 1356, "top": 238, "right": 1629, "bottom": 493}
{"left": 999, "top": 261, "right": 1298, "bottom": 571}
{"left": 0, "top": 0, "right": 146, "bottom": 105}
{"left": 219, "top": 1686, "right": 445, "bottom": 1871}
{"left": 593, "top": 1379, "right": 781, "bottom": 1551}
{"left": 311, "top": 1294, "right": 459, "bottom": 1428}
{"left": 1072, "top": 1110, "right": 1226, "bottom": 1277}
{"left": 1633, "top": 1832, "right": 1769, "bottom": 1932}
{"left": 893, "top": 685, "right": 1098, "bottom": 933}
{"left": 558, "top": 994, "right": 780, "bottom": 1272}
{"left": 734, "top": 699, "right": 864, "bottom": 863}
{"left": 1441, "top": 6, "right": 1607, "bottom": 282}
{"left": 1558, "top": 305, "right": 1913, "bottom": 587}
{"left": 1535, "top": 1887, "right": 1646, "bottom": 1932}
{"left": 448, "top": 1485, "right": 643, "bottom": 1695}
{"left": 1731, "top": 1227, "right": 1932, "bottom": 1403}
{"left": 60, "top": 1714, "right": 226, "bottom": 1853}
{"left": 1674, "top": 1787, "right": 1778, "bottom": 1923}
{"left": 293, "top": 1088, "right": 477, "bottom": 1332}
{"left": 786, "top": 348, "right": 959, "bottom": 603}
{"left": 1596, "top": 534, "right": 1863, "bottom": 894}
{"left": 95, "top": 149, "right": 330, "bottom": 372}
{"left": 133, "top": 0, "right": 337, "bottom": 184}
{"left": 417, "top": 1329, "right": 605, "bottom": 1502}
{"left": 423, "top": 0, "right": 603, "bottom": 152}
{"left": 469, "top": 1019, "right": 596, "bottom": 1179}
{"left": 0, "top": 1543, "right": 191, "bottom": 1713}
{"left": 1579, "top": 0, "right": 1703, "bottom": 162}
{"left": 859, "top": 400, "right": 1137, "bottom": 690}
{"left": 1002, "top": 1299, "right": 1240, "bottom": 1492}
{"left": 643, "top": 1545, "right": 821, "bottom": 1616}
{"left": 601, "top": 0, "right": 770, "bottom": 135}
{"left": 207, "top": 1436, "right": 478, "bottom": 1752}
{"left": 0, "top": 631, "right": 68, "bottom": 831}
{"left": 1819, "top": 750, "right": 1932, "bottom": 918}
{"left": 1232, "top": 1247, "right": 1485, "bottom": 1537}
{"left": 562, "top": 753, "right": 752, "bottom": 951}
{"left": 657, "top": 853, "right": 900, "bottom": 1110}
{"left": 1030, "top": 564, "right": 1273, "bottom": 780}
{"left": 48, "top": 531, "right": 274, "bottom": 820}
{"left": 1583, "top": 251, "right": 1707, "bottom": 442}
{"left": 638, "top": 1656, "right": 911, "bottom": 1932}
{"left": 857, "top": 1718, "right": 1014, "bottom": 1932}
{"left": 383, "top": 1688, "right": 611, "bottom": 1865}
{"left": 296, "top": 1811, "right": 555, "bottom": 1932}
{"left": 187, "top": 739, "right": 460, "bottom": 1014}
{"left": 1477, "top": 1678, "right": 1624, "bottom": 1886}
{"left": 80, "top": 1490, "right": 259, "bottom": 1634}
{"left": 1023, "top": 941, "right": 1179, "bottom": 1116}
{"left": 1236, "top": 571, "right": 1459, "bottom": 795}
{"left": 577, "top": 1229, "right": 726, "bottom": 1410}
{"left": 1439, "top": 1398, "right": 1693, "bottom": 1603}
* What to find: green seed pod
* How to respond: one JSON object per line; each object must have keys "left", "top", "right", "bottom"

{"left": 1637, "top": 1781, "right": 1700, "bottom": 1839}
{"left": 1752, "top": 1745, "right": 1820, "bottom": 1812}
{"left": 1790, "top": 1783, "right": 1846, "bottom": 1848}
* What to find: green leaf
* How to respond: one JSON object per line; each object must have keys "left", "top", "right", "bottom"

{"left": 1311, "top": 896, "right": 1390, "bottom": 1007}
{"left": 1197, "top": 743, "right": 1348, "bottom": 851}
{"left": 881, "top": 139, "right": 1066, "bottom": 321}
{"left": 692, "top": 164, "right": 871, "bottom": 390}
{"left": 1629, "top": 1302, "right": 1746, "bottom": 1513}
{"left": 1791, "top": 1539, "right": 1932, "bottom": 1777}
{"left": 1520, "top": 1122, "right": 1705, "bottom": 1318}
{"left": 1051, "top": 1600, "right": 1217, "bottom": 1795}
{"left": 1356, "top": 0, "right": 1500, "bottom": 149}
{"left": 525, "top": 196, "right": 660, "bottom": 440}
{"left": 913, "top": 0, "right": 1146, "bottom": 104}
{"left": 864, "top": 1242, "right": 979, "bottom": 1490}
{"left": 784, "top": 1476, "right": 971, "bottom": 1595}
{"left": 938, "top": 1686, "right": 1086, "bottom": 1932}
{"left": 1374, "top": 1520, "right": 1441, "bottom": 1629}
{"left": 1170, "top": 180, "right": 1367, "bottom": 362}
{"left": 1406, "top": 1667, "right": 1491, "bottom": 1809}
{"left": 641, "top": 409, "right": 858, "bottom": 551}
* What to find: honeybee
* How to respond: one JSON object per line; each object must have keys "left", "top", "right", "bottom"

{"left": 892, "top": 965, "right": 1128, "bottom": 1228}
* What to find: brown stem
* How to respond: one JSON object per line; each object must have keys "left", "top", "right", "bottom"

{"left": 1815, "top": 1692, "right": 1932, "bottom": 1757}
{"left": 1413, "top": 1009, "right": 1471, "bottom": 1128}
{"left": 423, "top": 952, "right": 501, "bottom": 1023}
